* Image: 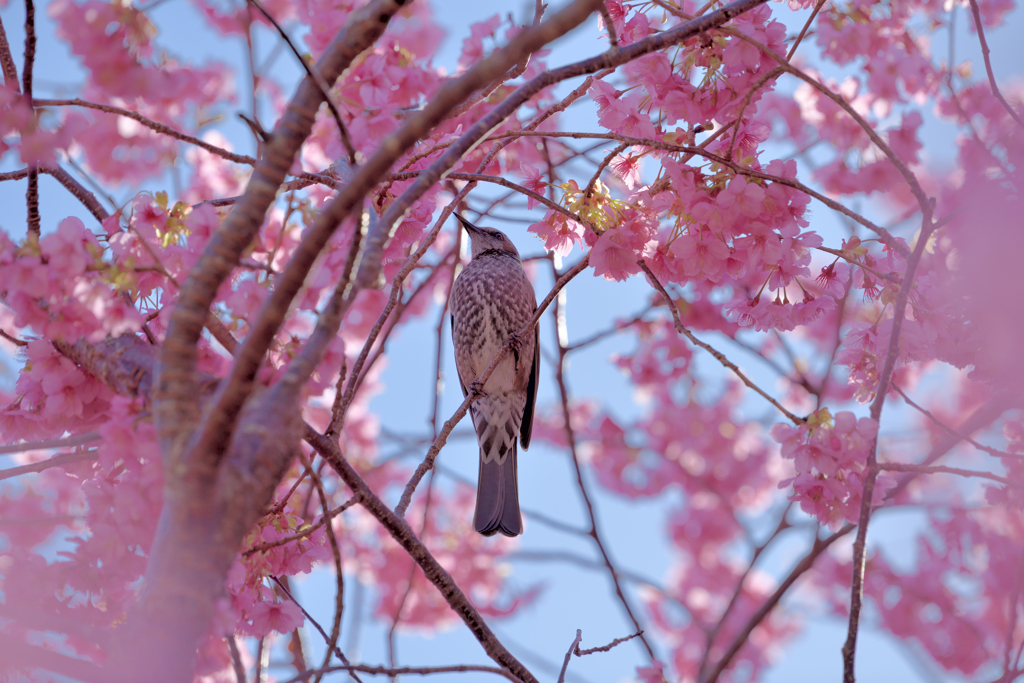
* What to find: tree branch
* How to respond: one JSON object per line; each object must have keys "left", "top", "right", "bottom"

{"left": 967, "top": 0, "right": 1024, "bottom": 131}
{"left": 304, "top": 428, "right": 540, "bottom": 683}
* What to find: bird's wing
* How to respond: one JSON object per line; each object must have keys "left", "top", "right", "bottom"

{"left": 520, "top": 318, "right": 539, "bottom": 450}
{"left": 452, "top": 314, "right": 470, "bottom": 398}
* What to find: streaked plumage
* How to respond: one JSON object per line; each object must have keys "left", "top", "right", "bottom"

{"left": 449, "top": 214, "right": 539, "bottom": 537}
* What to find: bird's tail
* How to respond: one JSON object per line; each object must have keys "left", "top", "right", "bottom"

{"left": 474, "top": 439, "right": 522, "bottom": 537}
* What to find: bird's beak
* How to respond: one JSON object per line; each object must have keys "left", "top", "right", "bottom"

{"left": 455, "top": 214, "right": 482, "bottom": 235}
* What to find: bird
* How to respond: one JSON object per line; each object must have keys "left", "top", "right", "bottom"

{"left": 449, "top": 214, "right": 539, "bottom": 537}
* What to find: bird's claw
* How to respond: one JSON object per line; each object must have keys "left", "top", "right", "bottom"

{"left": 507, "top": 331, "right": 524, "bottom": 370}
{"left": 469, "top": 380, "right": 487, "bottom": 397}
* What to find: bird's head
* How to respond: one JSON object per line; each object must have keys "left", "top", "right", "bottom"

{"left": 456, "top": 214, "right": 521, "bottom": 260}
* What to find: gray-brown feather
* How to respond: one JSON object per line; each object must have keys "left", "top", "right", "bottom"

{"left": 450, "top": 225, "right": 538, "bottom": 537}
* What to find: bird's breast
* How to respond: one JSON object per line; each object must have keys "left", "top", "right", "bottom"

{"left": 450, "top": 255, "right": 536, "bottom": 390}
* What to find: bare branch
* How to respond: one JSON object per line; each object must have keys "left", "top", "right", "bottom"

{"left": 878, "top": 462, "right": 1013, "bottom": 486}
{"left": 304, "top": 428, "right": 540, "bottom": 683}
{"left": 282, "top": 663, "right": 520, "bottom": 682}
{"left": 557, "top": 630, "right": 583, "bottom": 683}
{"left": 703, "top": 529, "right": 850, "bottom": 683}
{"left": 575, "top": 630, "right": 644, "bottom": 656}
{"left": 638, "top": 260, "right": 804, "bottom": 424}
{"left": 551, "top": 258, "right": 659, "bottom": 662}
{"left": 0, "top": 450, "right": 96, "bottom": 481}
{"left": 271, "top": 577, "right": 364, "bottom": 683}
{"left": 843, "top": 208, "right": 938, "bottom": 682}
{"left": 246, "top": 0, "right": 357, "bottom": 164}
{"left": 0, "top": 14, "right": 19, "bottom": 87}
{"left": 894, "top": 384, "right": 1021, "bottom": 460}
{"left": 968, "top": 0, "right": 1024, "bottom": 131}
{"left": 0, "top": 432, "right": 101, "bottom": 456}
{"left": 34, "top": 99, "right": 257, "bottom": 166}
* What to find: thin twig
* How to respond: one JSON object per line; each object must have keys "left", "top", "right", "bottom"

{"left": 557, "top": 631, "right": 583, "bottom": 683}
{"left": 304, "top": 429, "right": 540, "bottom": 683}
{"left": 967, "top": 0, "right": 1024, "bottom": 131}
{"left": 0, "top": 432, "right": 101, "bottom": 456}
{"left": 697, "top": 508, "right": 791, "bottom": 680}
{"left": 842, "top": 204, "right": 937, "bottom": 681}
{"left": 638, "top": 260, "right": 804, "bottom": 424}
{"left": 786, "top": 0, "right": 825, "bottom": 61}
{"left": 584, "top": 142, "right": 628, "bottom": 197}
{"left": 246, "top": 0, "right": 357, "bottom": 163}
{"left": 271, "top": 577, "right": 364, "bottom": 683}
{"left": 552, "top": 258, "right": 658, "bottom": 662}
{"left": 34, "top": 99, "right": 257, "bottom": 166}
{"left": 298, "top": 452, "right": 346, "bottom": 683}
{"left": 0, "top": 450, "right": 97, "bottom": 481}
{"left": 575, "top": 630, "right": 643, "bottom": 656}
{"left": 878, "top": 462, "right": 1012, "bottom": 486}
{"left": 280, "top": 663, "right": 520, "bottom": 683}
{"left": 490, "top": 130, "right": 907, "bottom": 256}
{"left": 893, "top": 384, "right": 1020, "bottom": 460}
{"left": 0, "top": 328, "right": 28, "bottom": 347}
{"left": 330, "top": 188, "right": 475, "bottom": 438}
{"left": 243, "top": 495, "right": 360, "bottom": 556}
{"left": 703, "top": 527, "right": 849, "bottom": 683}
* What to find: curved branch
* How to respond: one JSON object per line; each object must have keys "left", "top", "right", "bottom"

{"left": 638, "top": 261, "right": 804, "bottom": 424}
{"left": 968, "top": 0, "right": 1024, "bottom": 131}
{"left": 33, "top": 98, "right": 257, "bottom": 166}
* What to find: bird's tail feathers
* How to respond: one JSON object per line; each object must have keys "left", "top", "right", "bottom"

{"left": 474, "top": 439, "right": 522, "bottom": 537}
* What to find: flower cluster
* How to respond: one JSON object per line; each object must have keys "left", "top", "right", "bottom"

{"left": 771, "top": 409, "right": 893, "bottom": 530}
